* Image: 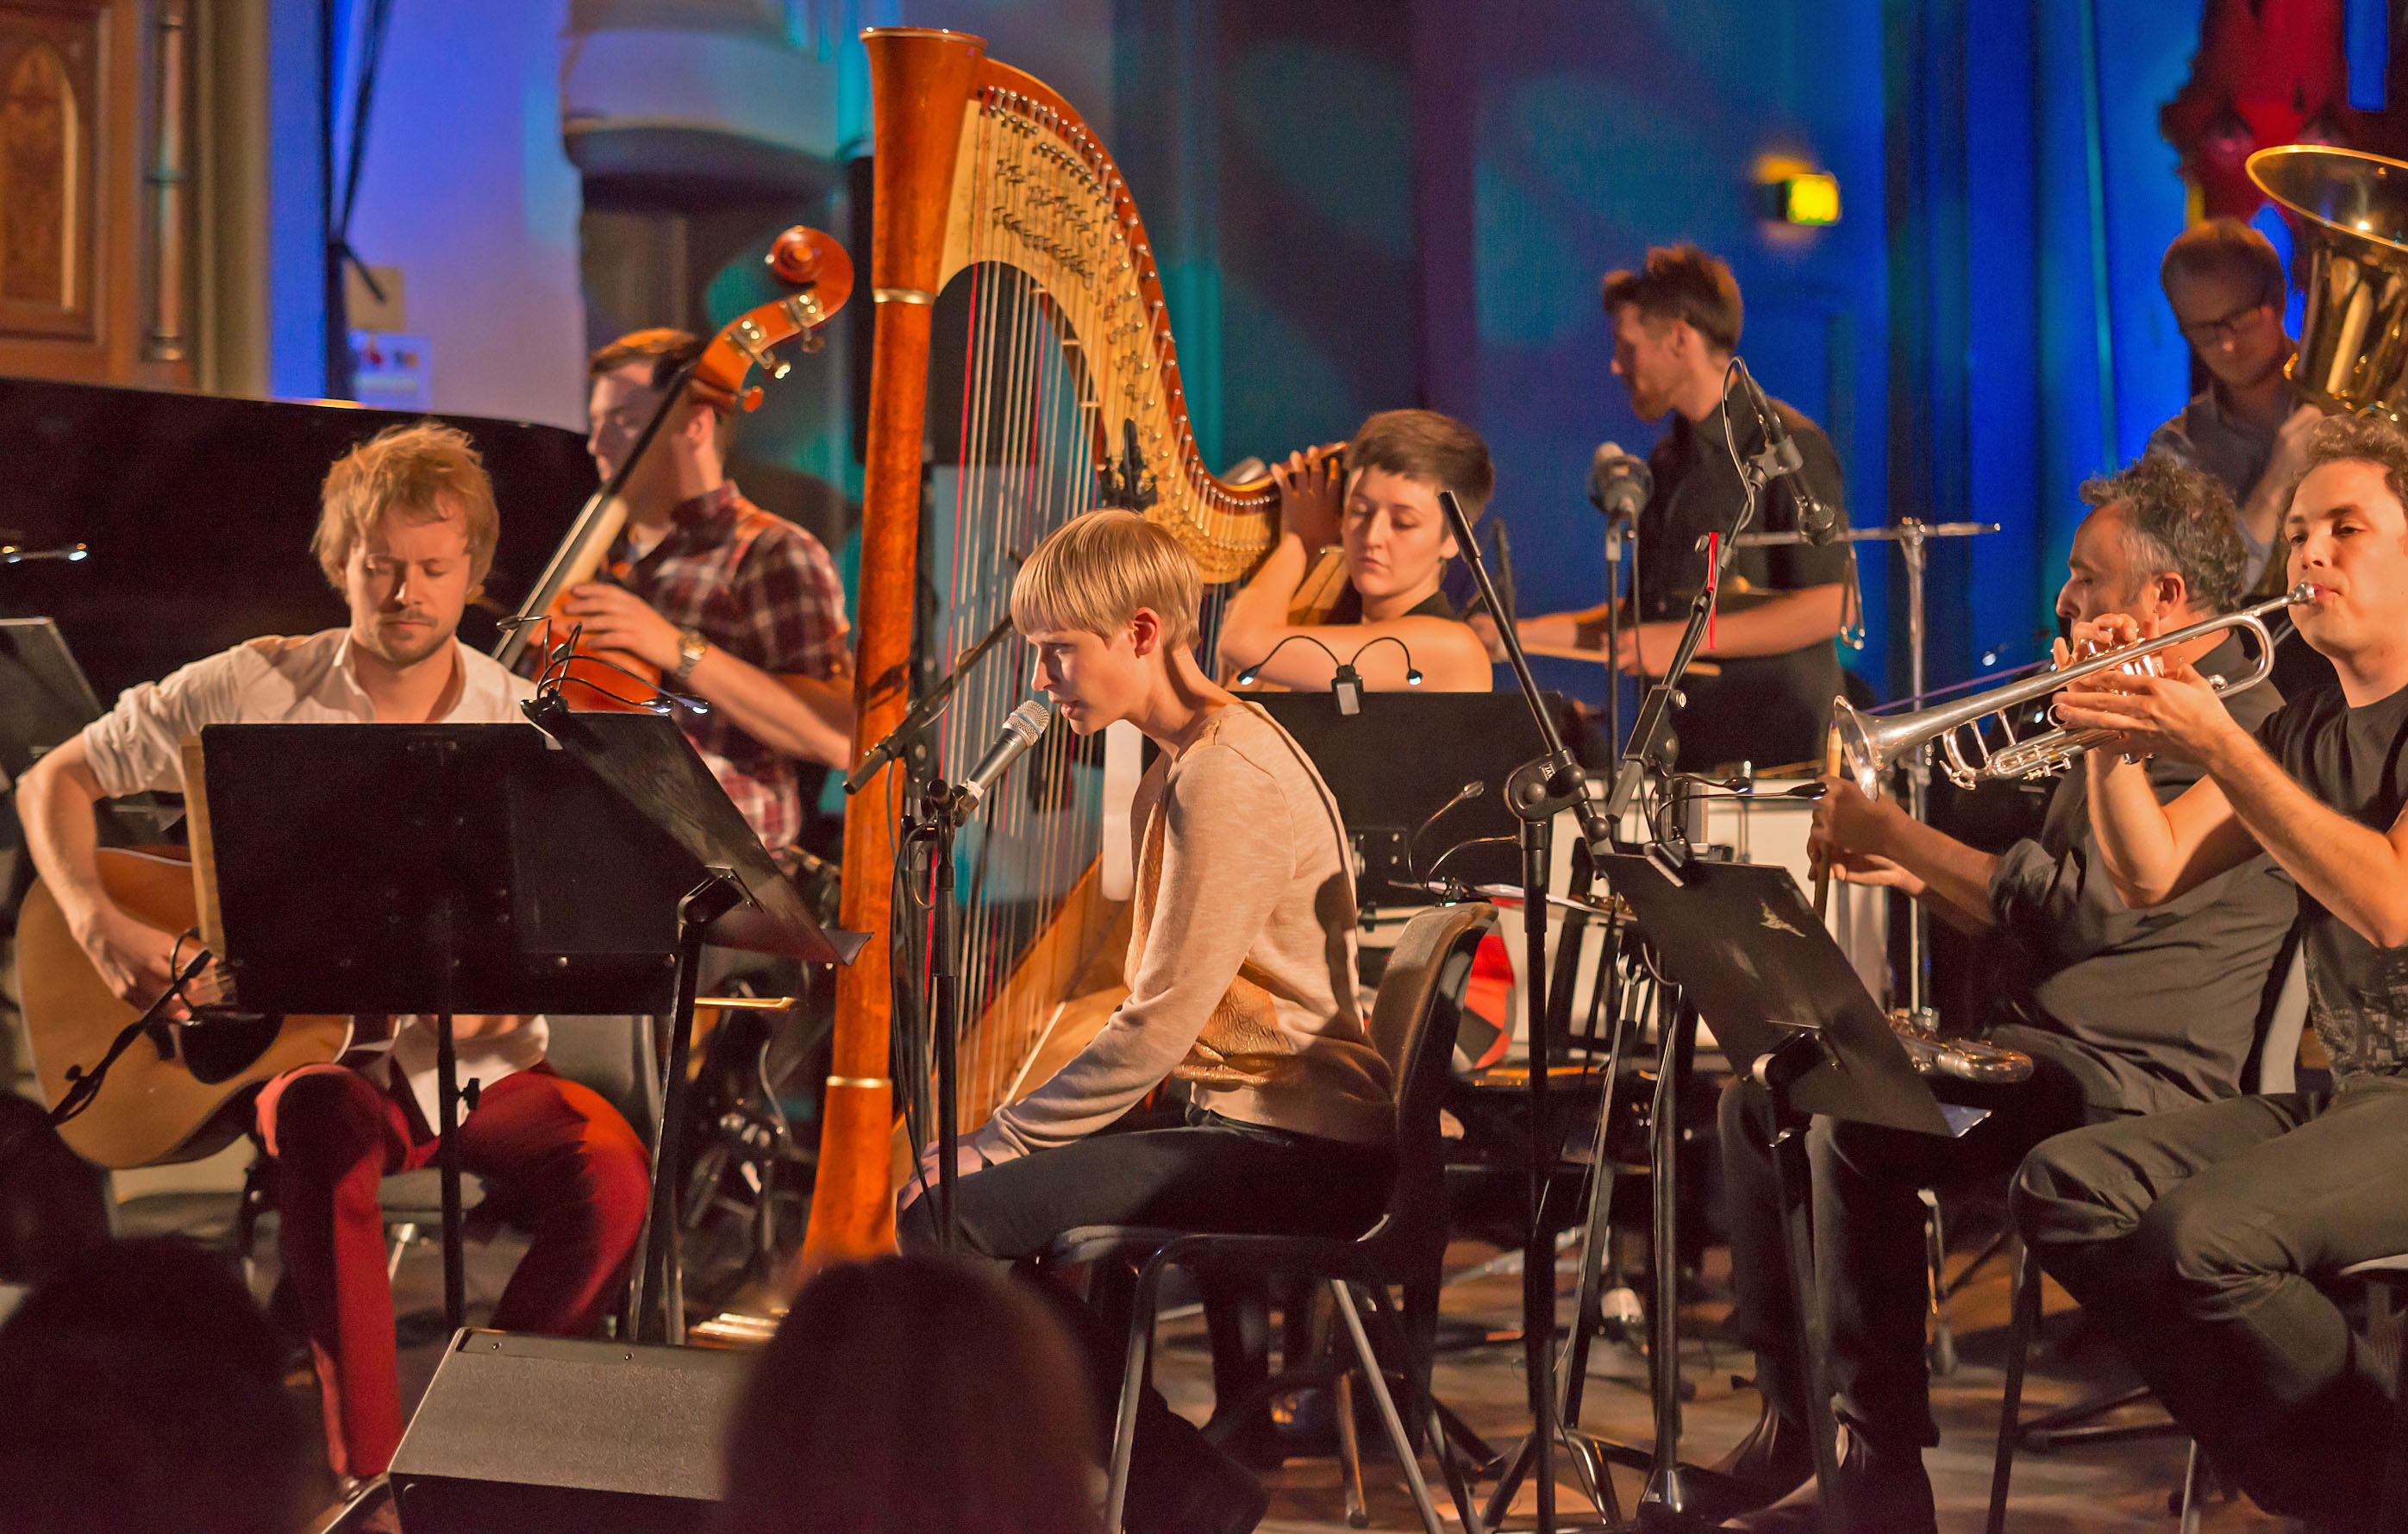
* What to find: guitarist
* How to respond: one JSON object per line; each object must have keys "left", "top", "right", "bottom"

{"left": 567, "top": 328, "right": 855, "bottom": 863}
{"left": 14, "top": 423, "right": 650, "bottom": 1500}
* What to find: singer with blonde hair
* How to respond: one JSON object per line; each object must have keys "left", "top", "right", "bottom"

{"left": 897, "top": 509, "right": 1392, "bottom": 1534}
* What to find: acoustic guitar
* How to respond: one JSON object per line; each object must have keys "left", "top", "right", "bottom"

{"left": 15, "top": 847, "right": 351, "bottom": 1168}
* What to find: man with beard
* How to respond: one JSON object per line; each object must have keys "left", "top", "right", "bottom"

{"left": 1518, "top": 245, "right": 1852, "bottom": 771}
{"left": 2012, "top": 414, "right": 2408, "bottom": 1531}
{"left": 14, "top": 423, "right": 650, "bottom": 1515}
{"left": 564, "top": 329, "right": 854, "bottom": 862}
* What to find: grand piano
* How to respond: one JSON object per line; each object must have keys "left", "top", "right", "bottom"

{"left": 0, "top": 378, "right": 598, "bottom": 709}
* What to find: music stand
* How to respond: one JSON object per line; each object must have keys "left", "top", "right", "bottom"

{"left": 1248, "top": 690, "right": 1583, "bottom": 905}
{"left": 195, "top": 713, "right": 855, "bottom": 1343}
{"left": 1592, "top": 852, "right": 1978, "bottom": 1534}
{"left": 0, "top": 620, "right": 166, "bottom": 886}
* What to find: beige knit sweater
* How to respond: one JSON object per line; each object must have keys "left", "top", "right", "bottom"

{"left": 971, "top": 703, "right": 1393, "bottom": 1163}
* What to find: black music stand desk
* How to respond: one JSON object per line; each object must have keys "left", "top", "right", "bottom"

{"left": 1595, "top": 853, "right": 1975, "bottom": 1534}
{"left": 196, "top": 713, "right": 857, "bottom": 1343}
{"left": 1249, "top": 689, "right": 1579, "bottom": 905}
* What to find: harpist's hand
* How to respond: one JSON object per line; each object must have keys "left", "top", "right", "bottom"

{"left": 1272, "top": 445, "right": 1346, "bottom": 553}
{"left": 896, "top": 1142, "right": 991, "bottom": 1217}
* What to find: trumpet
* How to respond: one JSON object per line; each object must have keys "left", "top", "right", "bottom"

{"left": 1889, "top": 1009, "right": 2034, "bottom": 1084}
{"left": 1833, "top": 584, "right": 2316, "bottom": 793}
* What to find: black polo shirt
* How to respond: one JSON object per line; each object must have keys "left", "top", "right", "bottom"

{"left": 1634, "top": 397, "right": 1853, "bottom": 771}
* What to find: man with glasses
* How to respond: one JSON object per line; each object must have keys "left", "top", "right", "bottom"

{"left": 2151, "top": 217, "right": 2321, "bottom": 594}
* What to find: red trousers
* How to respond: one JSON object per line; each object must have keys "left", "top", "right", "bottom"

{"left": 255, "top": 1061, "right": 650, "bottom": 1479}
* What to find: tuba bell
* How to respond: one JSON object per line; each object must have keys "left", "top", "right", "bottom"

{"left": 2249, "top": 144, "right": 2408, "bottom": 424}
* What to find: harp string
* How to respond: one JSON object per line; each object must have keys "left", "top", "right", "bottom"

{"left": 922, "top": 88, "right": 1271, "bottom": 1130}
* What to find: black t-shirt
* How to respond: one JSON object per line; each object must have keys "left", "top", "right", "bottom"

{"left": 1635, "top": 398, "right": 1853, "bottom": 771}
{"left": 2255, "top": 679, "right": 2408, "bottom": 1083}
{"left": 1984, "top": 634, "right": 2294, "bottom": 1117}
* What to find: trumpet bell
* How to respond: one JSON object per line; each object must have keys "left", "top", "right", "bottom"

{"left": 1831, "top": 694, "right": 1889, "bottom": 798}
{"left": 2249, "top": 145, "right": 2408, "bottom": 425}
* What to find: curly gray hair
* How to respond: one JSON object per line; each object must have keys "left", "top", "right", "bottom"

{"left": 2077, "top": 451, "right": 2246, "bottom": 614}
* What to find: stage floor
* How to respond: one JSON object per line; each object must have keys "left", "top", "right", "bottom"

{"left": 244, "top": 1203, "right": 2298, "bottom": 1532}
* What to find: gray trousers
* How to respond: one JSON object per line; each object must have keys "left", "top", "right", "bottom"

{"left": 2011, "top": 1081, "right": 2408, "bottom": 1528}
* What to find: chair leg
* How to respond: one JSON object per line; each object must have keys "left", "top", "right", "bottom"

{"left": 385, "top": 1223, "right": 416, "bottom": 1282}
{"left": 1335, "top": 1369, "right": 1368, "bottom": 1528}
{"left": 1374, "top": 1280, "right": 1495, "bottom": 1531}
{"left": 2380, "top": 1275, "right": 2408, "bottom": 1534}
{"left": 1330, "top": 1278, "right": 1450, "bottom": 1534}
{"left": 1922, "top": 1187, "right": 1957, "bottom": 1377}
{"left": 1986, "top": 1239, "right": 2041, "bottom": 1534}
{"left": 2178, "top": 1439, "right": 2208, "bottom": 1534}
{"left": 1104, "top": 1256, "right": 1166, "bottom": 1534}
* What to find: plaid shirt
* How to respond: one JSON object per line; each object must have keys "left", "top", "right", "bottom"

{"left": 604, "top": 482, "right": 851, "bottom": 853}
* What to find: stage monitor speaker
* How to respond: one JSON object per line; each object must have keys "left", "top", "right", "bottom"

{"left": 388, "top": 1330, "right": 747, "bottom": 1532}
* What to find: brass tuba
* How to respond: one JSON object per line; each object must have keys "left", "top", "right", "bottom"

{"left": 2249, "top": 144, "right": 2408, "bottom": 423}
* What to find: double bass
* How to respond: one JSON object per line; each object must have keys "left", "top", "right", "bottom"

{"left": 492, "top": 227, "right": 855, "bottom": 706}
{"left": 803, "top": 29, "right": 1284, "bottom": 1261}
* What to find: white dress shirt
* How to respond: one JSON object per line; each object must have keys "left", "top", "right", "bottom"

{"left": 80, "top": 629, "right": 549, "bottom": 1130}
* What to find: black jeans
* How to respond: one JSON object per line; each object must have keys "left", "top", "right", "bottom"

{"left": 897, "top": 1105, "right": 1395, "bottom": 1462}
{"left": 898, "top": 1105, "right": 1394, "bottom": 1266}
{"left": 1719, "top": 1050, "right": 2092, "bottom": 1447}
{"left": 2011, "top": 1081, "right": 2408, "bottom": 1528}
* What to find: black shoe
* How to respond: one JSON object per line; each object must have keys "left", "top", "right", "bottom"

{"left": 1684, "top": 1401, "right": 1814, "bottom": 1522}
{"left": 1721, "top": 1423, "right": 1936, "bottom": 1534}
{"left": 1126, "top": 1399, "right": 1272, "bottom": 1534}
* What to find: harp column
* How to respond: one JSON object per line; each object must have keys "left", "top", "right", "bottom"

{"left": 800, "top": 28, "right": 983, "bottom": 1263}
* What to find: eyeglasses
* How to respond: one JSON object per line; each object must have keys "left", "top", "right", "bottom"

{"left": 2177, "top": 294, "right": 2278, "bottom": 348}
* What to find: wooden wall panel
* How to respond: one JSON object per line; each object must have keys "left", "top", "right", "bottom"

{"left": 0, "top": 0, "right": 190, "bottom": 388}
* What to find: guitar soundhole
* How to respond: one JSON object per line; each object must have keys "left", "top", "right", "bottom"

{"left": 178, "top": 1012, "right": 282, "bottom": 1085}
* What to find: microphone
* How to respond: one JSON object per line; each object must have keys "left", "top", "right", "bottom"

{"left": 946, "top": 699, "right": 1052, "bottom": 823}
{"left": 1586, "top": 442, "right": 1651, "bottom": 523}
{"left": 1729, "top": 364, "right": 1840, "bottom": 547}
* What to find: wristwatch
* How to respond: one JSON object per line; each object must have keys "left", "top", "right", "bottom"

{"left": 672, "top": 627, "right": 709, "bottom": 686}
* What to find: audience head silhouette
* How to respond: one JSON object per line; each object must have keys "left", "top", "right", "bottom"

{"left": 722, "top": 1254, "right": 1100, "bottom": 1534}
{"left": 0, "top": 1237, "right": 316, "bottom": 1534}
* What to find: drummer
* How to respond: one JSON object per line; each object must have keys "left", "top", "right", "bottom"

{"left": 1702, "top": 453, "right": 2299, "bottom": 1530}
{"left": 1517, "top": 246, "right": 1849, "bottom": 772}
{"left": 1214, "top": 410, "right": 1495, "bottom": 694}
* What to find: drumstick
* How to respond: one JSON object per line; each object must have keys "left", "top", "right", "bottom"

{"left": 1812, "top": 725, "right": 1842, "bottom": 921}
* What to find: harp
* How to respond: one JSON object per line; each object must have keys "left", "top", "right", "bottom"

{"left": 800, "top": 28, "right": 1279, "bottom": 1260}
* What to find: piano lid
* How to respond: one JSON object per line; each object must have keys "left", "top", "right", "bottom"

{"left": 0, "top": 378, "right": 596, "bottom": 707}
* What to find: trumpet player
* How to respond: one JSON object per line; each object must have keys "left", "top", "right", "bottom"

{"left": 2013, "top": 414, "right": 2408, "bottom": 1530}
{"left": 1708, "top": 454, "right": 2295, "bottom": 1531}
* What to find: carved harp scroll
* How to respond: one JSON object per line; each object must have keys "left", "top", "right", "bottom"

{"left": 800, "top": 28, "right": 1279, "bottom": 1262}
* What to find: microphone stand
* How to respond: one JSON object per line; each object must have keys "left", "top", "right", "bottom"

{"left": 847, "top": 612, "right": 1015, "bottom": 795}
{"left": 1439, "top": 489, "right": 1619, "bottom": 1534}
{"left": 1602, "top": 513, "right": 1629, "bottom": 774}
{"left": 1457, "top": 384, "right": 1779, "bottom": 1529}
{"left": 912, "top": 785, "right": 967, "bottom": 1253}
